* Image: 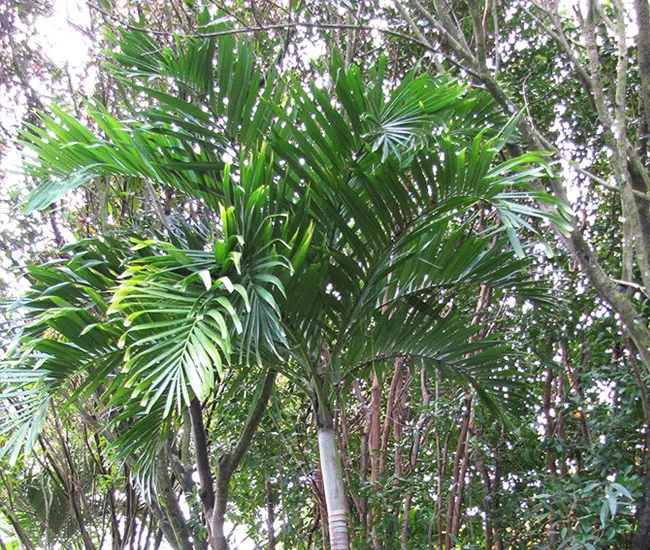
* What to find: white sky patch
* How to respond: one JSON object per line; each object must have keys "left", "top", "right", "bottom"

{"left": 368, "top": 17, "right": 387, "bottom": 47}
{"left": 298, "top": 36, "right": 327, "bottom": 65}
{"left": 32, "top": 0, "right": 92, "bottom": 71}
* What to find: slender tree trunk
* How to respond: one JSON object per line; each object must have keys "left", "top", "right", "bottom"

{"left": 212, "top": 459, "right": 230, "bottom": 550}
{"left": 337, "top": 397, "right": 360, "bottom": 520}
{"left": 451, "top": 416, "right": 473, "bottom": 542}
{"left": 493, "top": 426, "right": 504, "bottom": 550}
{"left": 635, "top": 0, "right": 650, "bottom": 134}
{"left": 314, "top": 469, "right": 330, "bottom": 550}
{"left": 153, "top": 527, "right": 164, "bottom": 550}
{"left": 392, "top": 370, "right": 410, "bottom": 548}
{"left": 635, "top": 458, "right": 650, "bottom": 550}
{"left": 0, "top": 503, "right": 36, "bottom": 550}
{"left": 555, "top": 370, "right": 568, "bottom": 478}
{"left": 155, "top": 462, "right": 194, "bottom": 550}
{"left": 317, "top": 421, "right": 349, "bottom": 550}
{"left": 474, "top": 425, "right": 493, "bottom": 550}
{"left": 401, "top": 491, "right": 412, "bottom": 550}
{"left": 445, "top": 396, "right": 471, "bottom": 548}
{"left": 402, "top": 368, "right": 431, "bottom": 548}
{"left": 266, "top": 481, "right": 276, "bottom": 550}
{"left": 379, "top": 358, "right": 404, "bottom": 473}
{"left": 632, "top": 346, "right": 650, "bottom": 549}
{"left": 369, "top": 372, "right": 382, "bottom": 547}
{"left": 353, "top": 381, "right": 371, "bottom": 534}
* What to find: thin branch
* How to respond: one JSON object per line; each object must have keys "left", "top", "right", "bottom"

{"left": 492, "top": 0, "right": 500, "bottom": 74}
{"left": 87, "top": 2, "right": 433, "bottom": 51}
{"left": 229, "top": 368, "right": 277, "bottom": 471}
{"left": 144, "top": 181, "right": 172, "bottom": 231}
{"left": 468, "top": 0, "right": 488, "bottom": 72}
{"left": 526, "top": 4, "right": 595, "bottom": 108}
{"left": 188, "top": 397, "right": 215, "bottom": 514}
{"left": 408, "top": 0, "right": 475, "bottom": 64}
{"left": 613, "top": 278, "right": 649, "bottom": 297}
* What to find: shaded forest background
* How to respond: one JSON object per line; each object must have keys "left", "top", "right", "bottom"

{"left": 1, "top": 0, "right": 650, "bottom": 549}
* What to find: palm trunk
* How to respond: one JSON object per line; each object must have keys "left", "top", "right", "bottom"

{"left": 317, "top": 426, "right": 349, "bottom": 550}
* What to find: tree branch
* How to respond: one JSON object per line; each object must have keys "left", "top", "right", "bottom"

{"left": 210, "top": 369, "right": 276, "bottom": 548}
{"left": 87, "top": 2, "right": 435, "bottom": 52}
{"left": 188, "top": 397, "right": 215, "bottom": 514}
{"left": 229, "top": 368, "right": 276, "bottom": 471}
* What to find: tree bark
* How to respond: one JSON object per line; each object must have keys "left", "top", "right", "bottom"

{"left": 451, "top": 416, "right": 473, "bottom": 542}
{"left": 634, "top": 458, "right": 650, "bottom": 550}
{"left": 379, "top": 358, "right": 404, "bottom": 473}
{"left": 313, "top": 468, "right": 330, "bottom": 550}
{"left": 353, "top": 381, "right": 371, "bottom": 534}
{"left": 0, "top": 502, "right": 36, "bottom": 550}
{"left": 401, "top": 368, "right": 429, "bottom": 548}
{"left": 632, "top": 346, "right": 650, "bottom": 549}
{"left": 155, "top": 459, "right": 194, "bottom": 550}
{"left": 369, "top": 371, "right": 382, "bottom": 546}
{"left": 445, "top": 396, "right": 472, "bottom": 548}
{"left": 635, "top": 0, "right": 650, "bottom": 136}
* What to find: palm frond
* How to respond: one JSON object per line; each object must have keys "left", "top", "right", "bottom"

{"left": 0, "top": 239, "right": 127, "bottom": 462}
{"left": 108, "top": 240, "right": 246, "bottom": 416}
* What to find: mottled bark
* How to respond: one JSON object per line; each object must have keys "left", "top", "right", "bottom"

{"left": 369, "top": 372, "right": 382, "bottom": 547}
{"left": 402, "top": 368, "right": 431, "bottom": 548}
{"left": 155, "top": 459, "right": 194, "bottom": 550}
{"left": 0, "top": 502, "right": 36, "bottom": 550}
{"left": 379, "top": 358, "right": 404, "bottom": 473}
{"left": 635, "top": 0, "right": 650, "bottom": 138}
{"left": 634, "top": 459, "right": 650, "bottom": 550}
{"left": 353, "top": 381, "right": 371, "bottom": 533}
{"left": 632, "top": 344, "right": 650, "bottom": 549}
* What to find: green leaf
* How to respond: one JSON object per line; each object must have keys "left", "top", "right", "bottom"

{"left": 198, "top": 269, "right": 212, "bottom": 291}
{"left": 600, "top": 500, "right": 609, "bottom": 527}
{"left": 608, "top": 491, "right": 618, "bottom": 518}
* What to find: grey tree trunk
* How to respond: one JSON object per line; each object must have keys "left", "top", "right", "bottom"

{"left": 317, "top": 427, "right": 349, "bottom": 550}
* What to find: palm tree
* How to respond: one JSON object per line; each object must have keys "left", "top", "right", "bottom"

{"left": 3, "top": 20, "right": 563, "bottom": 549}
{"left": 261, "top": 55, "right": 560, "bottom": 547}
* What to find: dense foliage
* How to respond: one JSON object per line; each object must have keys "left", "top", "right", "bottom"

{"left": 0, "top": 1, "right": 649, "bottom": 549}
